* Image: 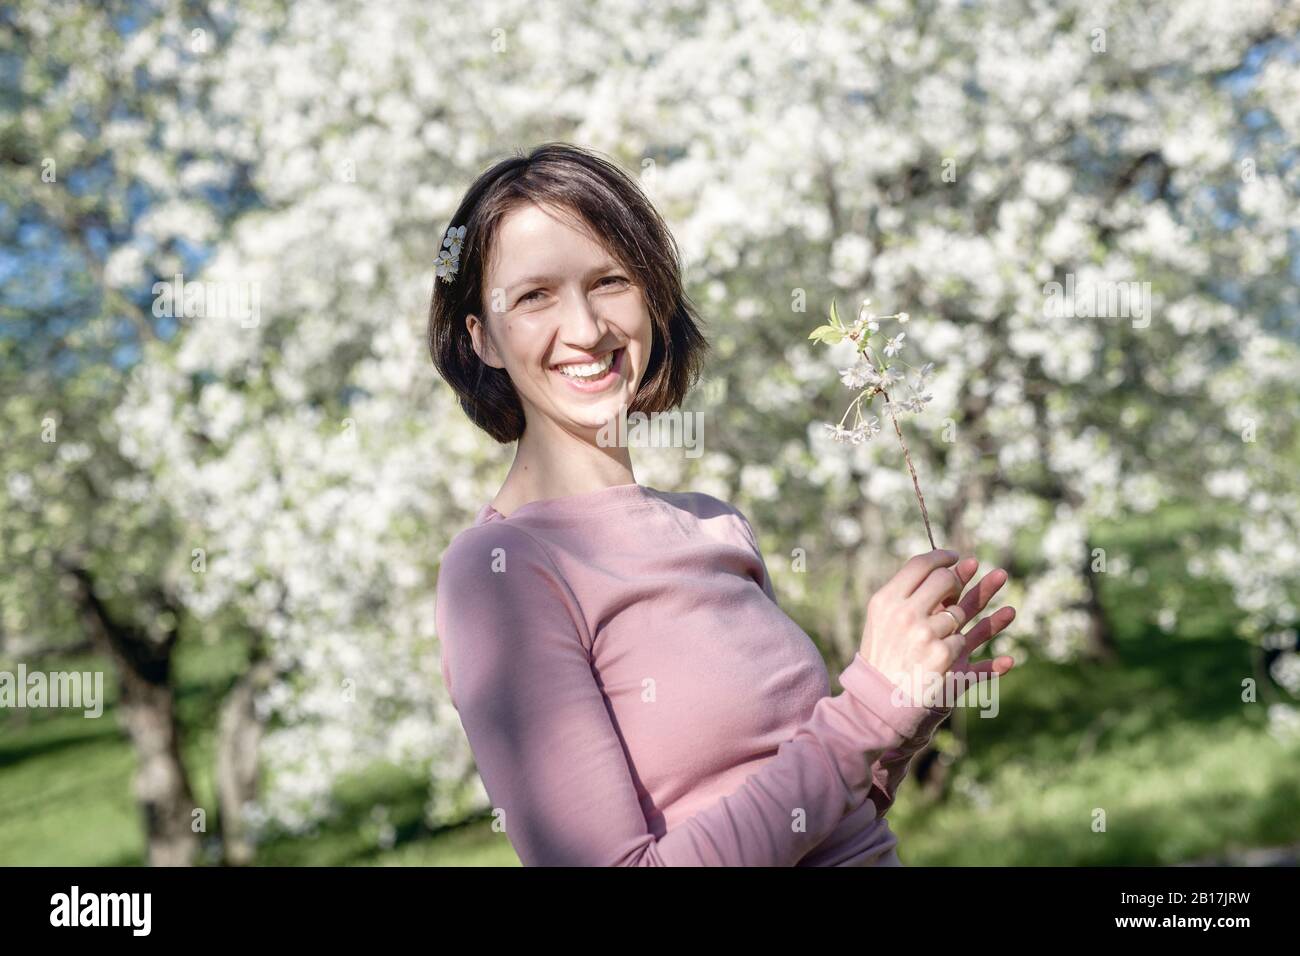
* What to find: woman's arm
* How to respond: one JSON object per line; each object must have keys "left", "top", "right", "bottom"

{"left": 435, "top": 523, "right": 940, "bottom": 866}
{"left": 732, "top": 509, "right": 953, "bottom": 818}
{"left": 866, "top": 706, "right": 951, "bottom": 817}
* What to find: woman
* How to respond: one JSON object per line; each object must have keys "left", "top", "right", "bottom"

{"left": 429, "top": 142, "right": 1017, "bottom": 866}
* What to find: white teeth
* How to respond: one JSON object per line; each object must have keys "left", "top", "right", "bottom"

{"left": 555, "top": 351, "right": 615, "bottom": 379}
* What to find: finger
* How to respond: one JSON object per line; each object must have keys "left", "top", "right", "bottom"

{"left": 950, "top": 656, "right": 1015, "bottom": 682}
{"left": 960, "top": 605, "right": 1017, "bottom": 658}
{"left": 948, "top": 567, "right": 1008, "bottom": 623}
{"left": 939, "top": 626, "right": 969, "bottom": 662}
{"left": 887, "top": 549, "right": 960, "bottom": 599}
{"left": 912, "top": 556, "right": 978, "bottom": 611}
{"left": 928, "top": 602, "right": 969, "bottom": 640}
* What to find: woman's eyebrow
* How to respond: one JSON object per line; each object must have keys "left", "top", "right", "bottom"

{"left": 504, "top": 263, "right": 623, "bottom": 294}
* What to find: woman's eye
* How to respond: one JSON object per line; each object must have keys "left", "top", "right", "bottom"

{"left": 517, "top": 278, "right": 625, "bottom": 307}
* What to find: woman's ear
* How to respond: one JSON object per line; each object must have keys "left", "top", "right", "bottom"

{"left": 466, "top": 313, "right": 504, "bottom": 369}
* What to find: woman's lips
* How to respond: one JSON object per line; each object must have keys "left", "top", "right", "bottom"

{"left": 551, "top": 347, "right": 623, "bottom": 393}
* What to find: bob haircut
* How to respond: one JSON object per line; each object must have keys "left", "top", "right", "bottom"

{"left": 428, "top": 142, "right": 709, "bottom": 444}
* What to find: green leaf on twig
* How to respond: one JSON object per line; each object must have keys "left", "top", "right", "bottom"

{"left": 807, "top": 324, "right": 844, "bottom": 344}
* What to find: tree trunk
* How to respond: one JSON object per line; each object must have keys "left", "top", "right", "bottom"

{"left": 832, "top": 571, "right": 857, "bottom": 662}
{"left": 215, "top": 654, "right": 273, "bottom": 865}
{"left": 122, "top": 681, "right": 199, "bottom": 866}
{"left": 64, "top": 564, "right": 199, "bottom": 867}
{"left": 1081, "top": 536, "right": 1119, "bottom": 663}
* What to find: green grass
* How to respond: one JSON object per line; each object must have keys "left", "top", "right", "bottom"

{"left": 890, "top": 640, "right": 1300, "bottom": 865}
{"left": 3, "top": 502, "right": 1297, "bottom": 865}
{"left": 0, "top": 685, "right": 142, "bottom": 866}
{"left": 254, "top": 762, "right": 519, "bottom": 867}
{"left": 0, "top": 640, "right": 244, "bottom": 866}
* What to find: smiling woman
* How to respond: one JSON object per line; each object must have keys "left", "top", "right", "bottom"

{"left": 428, "top": 142, "right": 708, "bottom": 451}
{"left": 425, "top": 142, "right": 1015, "bottom": 867}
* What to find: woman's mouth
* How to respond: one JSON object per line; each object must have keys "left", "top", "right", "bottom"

{"left": 550, "top": 347, "right": 624, "bottom": 393}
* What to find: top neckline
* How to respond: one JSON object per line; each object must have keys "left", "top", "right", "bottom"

{"left": 476, "top": 481, "right": 660, "bottom": 524}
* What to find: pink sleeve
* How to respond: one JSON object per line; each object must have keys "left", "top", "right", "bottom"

{"left": 732, "top": 507, "right": 952, "bottom": 818}
{"left": 866, "top": 704, "right": 952, "bottom": 817}
{"left": 435, "top": 523, "right": 943, "bottom": 866}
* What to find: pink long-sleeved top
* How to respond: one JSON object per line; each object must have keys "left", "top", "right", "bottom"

{"left": 434, "top": 481, "right": 952, "bottom": 866}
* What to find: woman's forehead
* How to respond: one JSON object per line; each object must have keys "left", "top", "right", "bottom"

{"left": 487, "top": 205, "right": 617, "bottom": 280}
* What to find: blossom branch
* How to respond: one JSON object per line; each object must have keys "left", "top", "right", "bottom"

{"left": 809, "top": 297, "right": 939, "bottom": 547}
{"left": 880, "top": 384, "right": 937, "bottom": 550}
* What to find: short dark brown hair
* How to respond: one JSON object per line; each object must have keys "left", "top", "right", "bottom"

{"left": 428, "top": 142, "right": 710, "bottom": 444}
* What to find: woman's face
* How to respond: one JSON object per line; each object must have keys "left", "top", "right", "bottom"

{"left": 467, "top": 201, "right": 653, "bottom": 436}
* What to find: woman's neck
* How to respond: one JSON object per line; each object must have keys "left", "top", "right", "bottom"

{"left": 490, "top": 416, "right": 636, "bottom": 516}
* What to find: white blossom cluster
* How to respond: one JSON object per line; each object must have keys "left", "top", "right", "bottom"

{"left": 813, "top": 297, "right": 933, "bottom": 445}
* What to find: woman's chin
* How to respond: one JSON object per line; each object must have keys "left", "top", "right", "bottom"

{"left": 573, "top": 408, "right": 620, "bottom": 432}
{"left": 561, "top": 398, "right": 627, "bottom": 434}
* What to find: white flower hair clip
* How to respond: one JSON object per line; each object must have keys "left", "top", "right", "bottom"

{"left": 435, "top": 224, "right": 466, "bottom": 284}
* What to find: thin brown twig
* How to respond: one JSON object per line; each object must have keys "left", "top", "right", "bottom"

{"left": 880, "top": 386, "right": 937, "bottom": 550}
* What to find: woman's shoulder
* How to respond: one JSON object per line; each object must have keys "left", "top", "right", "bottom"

{"left": 654, "top": 488, "right": 760, "bottom": 548}
{"left": 654, "top": 487, "right": 748, "bottom": 522}
{"left": 436, "top": 487, "right": 758, "bottom": 578}
{"left": 436, "top": 519, "right": 559, "bottom": 586}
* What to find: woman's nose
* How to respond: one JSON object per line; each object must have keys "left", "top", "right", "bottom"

{"left": 556, "top": 285, "right": 606, "bottom": 346}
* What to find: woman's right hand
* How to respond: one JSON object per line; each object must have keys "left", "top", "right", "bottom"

{"left": 858, "top": 549, "right": 1017, "bottom": 708}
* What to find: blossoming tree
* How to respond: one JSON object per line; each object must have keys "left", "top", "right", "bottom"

{"left": 99, "top": 0, "right": 1300, "bottom": 840}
